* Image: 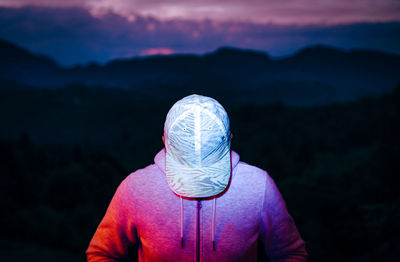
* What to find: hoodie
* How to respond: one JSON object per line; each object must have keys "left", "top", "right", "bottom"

{"left": 86, "top": 149, "right": 307, "bottom": 261}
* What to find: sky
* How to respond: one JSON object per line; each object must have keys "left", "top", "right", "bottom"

{"left": 0, "top": 0, "right": 399, "bottom": 66}
{"left": 2, "top": 0, "right": 400, "bottom": 24}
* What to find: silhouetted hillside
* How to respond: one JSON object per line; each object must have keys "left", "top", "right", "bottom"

{"left": 0, "top": 39, "right": 61, "bottom": 87}
{"left": 278, "top": 45, "right": 400, "bottom": 97}
{"left": 1, "top": 38, "right": 399, "bottom": 105}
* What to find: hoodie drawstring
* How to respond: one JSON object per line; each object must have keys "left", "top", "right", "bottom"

{"left": 212, "top": 197, "right": 216, "bottom": 251}
{"left": 179, "top": 197, "right": 217, "bottom": 251}
{"left": 180, "top": 196, "right": 184, "bottom": 248}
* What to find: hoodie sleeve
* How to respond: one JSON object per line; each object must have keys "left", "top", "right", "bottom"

{"left": 260, "top": 172, "right": 308, "bottom": 262}
{"left": 86, "top": 176, "right": 138, "bottom": 262}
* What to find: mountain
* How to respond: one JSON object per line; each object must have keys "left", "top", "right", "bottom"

{"left": 0, "top": 39, "right": 62, "bottom": 87}
{"left": 1, "top": 39, "right": 399, "bottom": 105}
{"left": 277, "top": 45, "right": 400, "bottom": 97}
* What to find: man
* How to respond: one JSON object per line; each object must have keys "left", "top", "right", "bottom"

{"left": 86, "top": 94, "right": 307, "bottom": 261}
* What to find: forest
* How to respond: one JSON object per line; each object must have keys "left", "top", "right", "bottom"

{"left": 0, "top": 80, "right": 399, "bottom": 261}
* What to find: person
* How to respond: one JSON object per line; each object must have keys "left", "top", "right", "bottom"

{"left": 86, "top": 94, "right": 308, "bottom": 262}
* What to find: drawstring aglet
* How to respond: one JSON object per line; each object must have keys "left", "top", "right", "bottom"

{"left": 181, "top": 237, "right": 184, "bottom": 248}
{"left": 212, "top": 197, "right": 216, "bottom": 251}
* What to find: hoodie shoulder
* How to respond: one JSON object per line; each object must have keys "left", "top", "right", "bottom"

{"left": 125, "top": 163, "right": 163, "bottom": 185}
{"left": 123, "top": 161, "right": 171, "bottom": 199}
{"left": 235, "top": 161, "right": 269, "bottom": 181}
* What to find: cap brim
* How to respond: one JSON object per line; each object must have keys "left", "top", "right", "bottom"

{"left": 166, "top": 150, "right": 231, "bottom": 198}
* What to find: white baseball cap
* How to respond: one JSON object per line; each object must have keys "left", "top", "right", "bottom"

{"left": 164, "top": 94, "right": 231, "bottom": 198}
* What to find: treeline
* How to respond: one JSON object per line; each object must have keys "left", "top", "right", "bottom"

{"left": 0, "top": 83, "right": 399, "bottom": 261}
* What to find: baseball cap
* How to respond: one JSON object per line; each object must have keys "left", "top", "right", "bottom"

{"left": 164, "top": 94, "right": 231, "bottom": 198}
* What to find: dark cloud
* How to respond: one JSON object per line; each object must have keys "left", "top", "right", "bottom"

{"left": 1, "top": 0, "right": 400, "bottom": 24}
{"left": 0, "top": 6, "right": 399, "bottom": 66}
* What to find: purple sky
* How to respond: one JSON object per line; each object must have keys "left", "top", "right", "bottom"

{"left": 0, "top": 1, "right": 399, "bottom": 66}
{"left": 2, "top": 0, "right": 400, "bottom": 24}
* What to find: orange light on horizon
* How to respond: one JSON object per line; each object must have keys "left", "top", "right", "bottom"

{"left": 140, "top": 47, "right": 174, "bottom": 56}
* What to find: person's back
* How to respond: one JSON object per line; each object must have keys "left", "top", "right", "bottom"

{"left": 86, "top": 94, "right": 307, "bottom": 261}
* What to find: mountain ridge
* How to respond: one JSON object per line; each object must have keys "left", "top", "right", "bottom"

{"left": 0, "top": 38, "right": 399, "bottom": 106}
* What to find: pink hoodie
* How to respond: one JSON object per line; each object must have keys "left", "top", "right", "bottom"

{"left": 86, "top": 149, "right": 307, "bottom": 261}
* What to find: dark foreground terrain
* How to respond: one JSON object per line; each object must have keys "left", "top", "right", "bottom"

{"left": 0, "top": 82, "right": 399, "bottom": 261}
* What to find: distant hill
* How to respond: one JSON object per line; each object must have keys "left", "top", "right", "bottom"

{"left": 0, "top": 39, "right": 62, "bottom": 86}
{"left": 1, "top": 38, "right": 399, "bottom": 106}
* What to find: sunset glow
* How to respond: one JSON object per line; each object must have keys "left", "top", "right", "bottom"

{"left": 140, "top": 48, "right": 174, "bottom": 56}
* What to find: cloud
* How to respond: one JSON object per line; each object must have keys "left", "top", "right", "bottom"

{"left": 0, "top": 6, "right": 399, "bottom": 66}
{"left": 0, "top": 0, "right": 399, "bottom": 24}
